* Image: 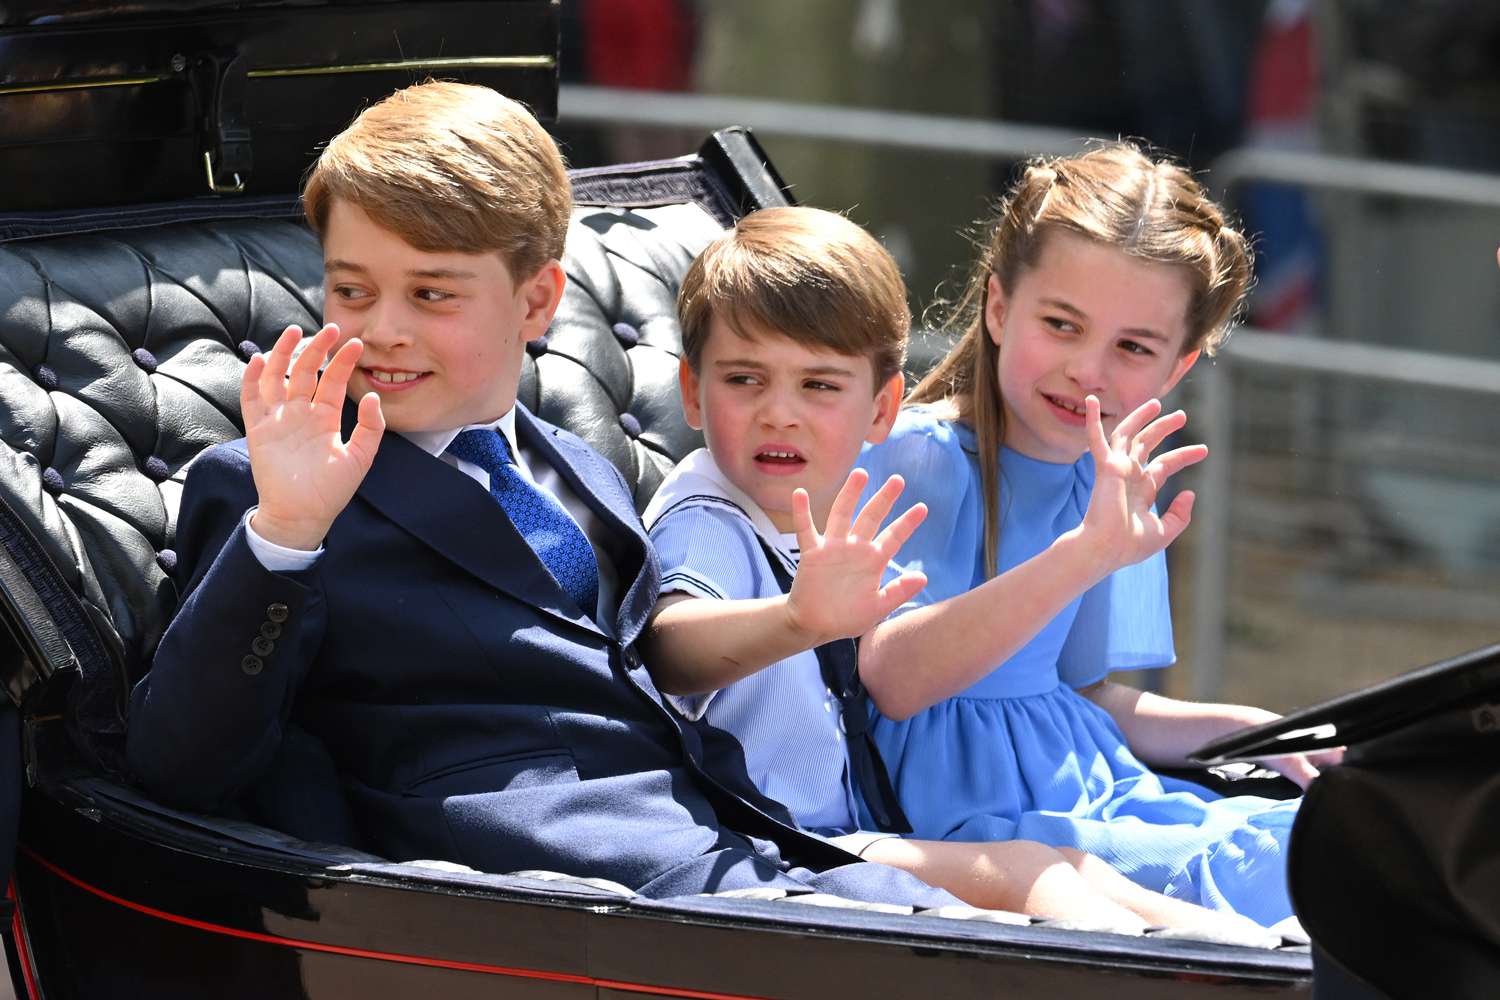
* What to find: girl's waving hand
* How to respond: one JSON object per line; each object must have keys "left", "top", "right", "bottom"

{"left": 1081, "top": 395, "right": 1207, "bottom": 570}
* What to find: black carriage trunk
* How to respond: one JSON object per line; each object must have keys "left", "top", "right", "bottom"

{"left": 0, "top": 0, "right": 557, "bottom": 213}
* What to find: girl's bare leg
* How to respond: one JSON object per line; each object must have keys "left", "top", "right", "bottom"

{"left": 860, "top": 837, "right": 1148, "bottom": 931}
{"left": 1055, "top": 847, "right": 1271, "bottom": 937}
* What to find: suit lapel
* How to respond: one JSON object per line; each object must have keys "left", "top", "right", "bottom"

{"left": 513, "top": 406, "right": 659, "bottom": 647}
{"left": 352, "top": 411, "right": 604, "bottom": 638}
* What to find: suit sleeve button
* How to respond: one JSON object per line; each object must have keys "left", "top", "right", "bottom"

{"left": 251, "top": 636, "right": 275, "bottom": 656}
{"left": 267, "top": 603, "right": 290, "bottom": 623}
{"left": 241, "top": 655, "right": 264, "bottom": 676}
{"left": 259, "top": 621, "right": 283, "bottom": 640}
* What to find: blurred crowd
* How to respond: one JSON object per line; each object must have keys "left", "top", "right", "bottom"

{"left": 554, "top": 1, "right": 1500, "bottom": 335}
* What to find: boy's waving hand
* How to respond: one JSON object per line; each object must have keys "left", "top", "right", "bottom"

{"left": 784, "top": 469, "right": 928, "bottom": 647}
{"left": 243, "top": 323, "right": 386, "bottom": 551}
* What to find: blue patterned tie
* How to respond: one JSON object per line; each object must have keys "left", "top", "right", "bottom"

{"left": 447, "top": 428, "right": 600, "bottom": 613}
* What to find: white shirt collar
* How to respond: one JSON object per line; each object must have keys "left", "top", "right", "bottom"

{"left": 643, "top": 448, "right": 797, "bottom": 569}
{"left": 402, "top": 407, "right": 522, "bottom": 464}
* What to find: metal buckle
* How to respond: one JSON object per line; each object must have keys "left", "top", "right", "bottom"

{"left": 202, "top": 150, "right": 245, "bottom": 195}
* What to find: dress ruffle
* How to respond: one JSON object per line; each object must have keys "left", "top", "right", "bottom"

{"left": 871, "top": 685, "right": 1296, "bottom": 927}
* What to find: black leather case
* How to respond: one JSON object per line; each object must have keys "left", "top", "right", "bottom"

{"left": 0, "top": 0, "right": 558, "bottom": 211}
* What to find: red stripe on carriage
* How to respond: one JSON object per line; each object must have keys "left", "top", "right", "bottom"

{"left": 20, "top": 847, "right": 771, "bottom": 1000}
{"left": 6, "top": 879, "right": 40, "bottom": 1000}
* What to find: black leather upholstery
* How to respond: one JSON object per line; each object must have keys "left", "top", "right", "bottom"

{"left": 0, "top": 153, "right": 766, "bottom": 771}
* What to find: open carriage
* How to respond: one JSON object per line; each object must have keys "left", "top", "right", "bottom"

{"left": 0, "top": 2, "right": 1356, "bottom": 995}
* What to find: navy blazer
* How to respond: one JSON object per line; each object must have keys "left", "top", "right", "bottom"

{"left": 126, "top": 405, "right": 950, "bottom": 904}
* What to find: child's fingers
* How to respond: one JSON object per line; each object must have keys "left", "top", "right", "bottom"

{"left": 286, "top": 323, "right": 338, "bottom": 400}
{"left": 240, "top": 352, "right": 267, "bottom": 420}
{"left": 1157, "top": 489, "right": 1196, "bottom": 547}
{"left": 346, "top": 391, "right": 386, "bottom": 469}
{"left": 1086, "top": 396, "right": 1110, "bottom": 462}
{"left": 258, "top": 325, "right": 304, "bottom": 405}
{"left": 876, "top": 571, "right": 928, "bottom": 616}
{"left": 850, "top": 473, "right": 904, "bottom": 539}
{"left": 791, "top": 488, "right": 818, "bottom": 550}
{"left": 874, "top": 501, "right": 927, "bottom": 559}
{"left": 1110, "top": 397, "right": 1162, "bottom": 448}
{"left": 1131, "top": 409, "right": 1189, "bottom": 462}
{"left": 314, "top": 334, "right": 362, "bottom": 413}
{"left": 1147, "top": 443, "right": 1209, "bottom": 486}
{"left": 1269, "top": 753, "right": 1319, "bottom": 790}
{"left": 1310, "top": 746, "right": 1345, "bottom": 769}
{"left": 826, "top": 468, "right": 868, "bottom": 538}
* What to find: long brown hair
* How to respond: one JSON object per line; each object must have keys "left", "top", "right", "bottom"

{"left": 909, "top": 142, "right": 1252, "bottom": 578}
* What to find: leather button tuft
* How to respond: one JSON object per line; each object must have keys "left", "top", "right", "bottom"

{"left": 41, "top": 467, "right": 65, "bottom": 495}
{"left": 241, "top": 654, "right": 264, "bottom": 676}
{"left": 259, "top": 621, "right": 282, "bottom": 640}
{"left": 618, "top": 412, "right": 642, "bottom": 438}
{"left": 143, "top": 456, "right": 170, "bottom": 481}
{"left": 131, "top": 347, "right": 159, "bottom": 373}
{"left": 155, "top": 549, "right": 177, "bottom": 574}
{"left": 238, "top": 340, "right": 261, "bottom": 361}
{"left": 251, "top": 635, "right": 275, "bottom": 657}
{"left": 266, "top": 602, "right": 290, "bottom": 623}
{"left": 525, "top": 335, "right": 549, "bottom": 357}
{"left": 35, "top": 365, "right": 59, "bottom": 390}
{"left": 611, "top": 322, "right": 640, "bottom": 347}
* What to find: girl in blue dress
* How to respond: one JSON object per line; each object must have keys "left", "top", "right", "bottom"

{"left": 856, "top": 143, "right": 1339, "bottom": 929}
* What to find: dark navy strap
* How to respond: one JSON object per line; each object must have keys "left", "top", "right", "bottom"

{"left": 758, "top": 540, "right": 912, "bottom": 834}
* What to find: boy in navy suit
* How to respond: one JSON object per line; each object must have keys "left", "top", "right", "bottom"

{"left": 125, "top": 81, "right": 954, "bottom": 905}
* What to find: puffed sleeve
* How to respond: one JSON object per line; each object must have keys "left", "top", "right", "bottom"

{"left": 647, "top": 504, "right": 777, "bottom": 719}
{"left": 1056, "top": 548, "right": 1177, "bottom": 688}
{"left": 649, "top": 503, "right": 773, "bottom": 603}
{"left": 858, "top": 408, "right": 983, "bottom": 605}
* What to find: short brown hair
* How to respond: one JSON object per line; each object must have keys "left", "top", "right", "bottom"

{"left": 303, "top": 81, "right": 571, "bottom": 278}
{"left": 677, "top": 207, "right": 909, "bottom": 386}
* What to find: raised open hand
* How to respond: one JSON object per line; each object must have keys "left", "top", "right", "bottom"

{"left": 1080, "top": 395, "right": 1207, "bottom": 570}
{"left": 243, "top": 324, "right": 385, "bottom": 550}
{"left": 783, "top": 469, "right": 928, "bottom": 646}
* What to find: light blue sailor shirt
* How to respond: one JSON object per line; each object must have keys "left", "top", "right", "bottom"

{"left": 643, "top": 449, "right": 863, "bottom": 834}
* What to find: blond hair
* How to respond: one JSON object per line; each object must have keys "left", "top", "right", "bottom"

{"left": 303, "top": 80, "right": 570, "bottom": 278}
{"left": 678, "top": 206, "right": 909, "bottom": 386}
{"left": 910, "top": 142, "right": 1252, "bottom": 578}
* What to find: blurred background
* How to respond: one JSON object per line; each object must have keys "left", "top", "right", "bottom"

{"left": 549, "top": 0, "right": 1500, "bottom": 713}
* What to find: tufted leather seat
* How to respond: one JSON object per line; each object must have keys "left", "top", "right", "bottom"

{"left": 0, "top": 133, "right": 787, "bottom": 775}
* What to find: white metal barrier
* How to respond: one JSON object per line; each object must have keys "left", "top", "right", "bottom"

{"left": 1186, "top": 333, "right": 1500, "bottom": 701}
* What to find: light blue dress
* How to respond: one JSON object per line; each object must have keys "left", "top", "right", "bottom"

{"left": 858, "top": 407, "right": 1299, "bottom": 927}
